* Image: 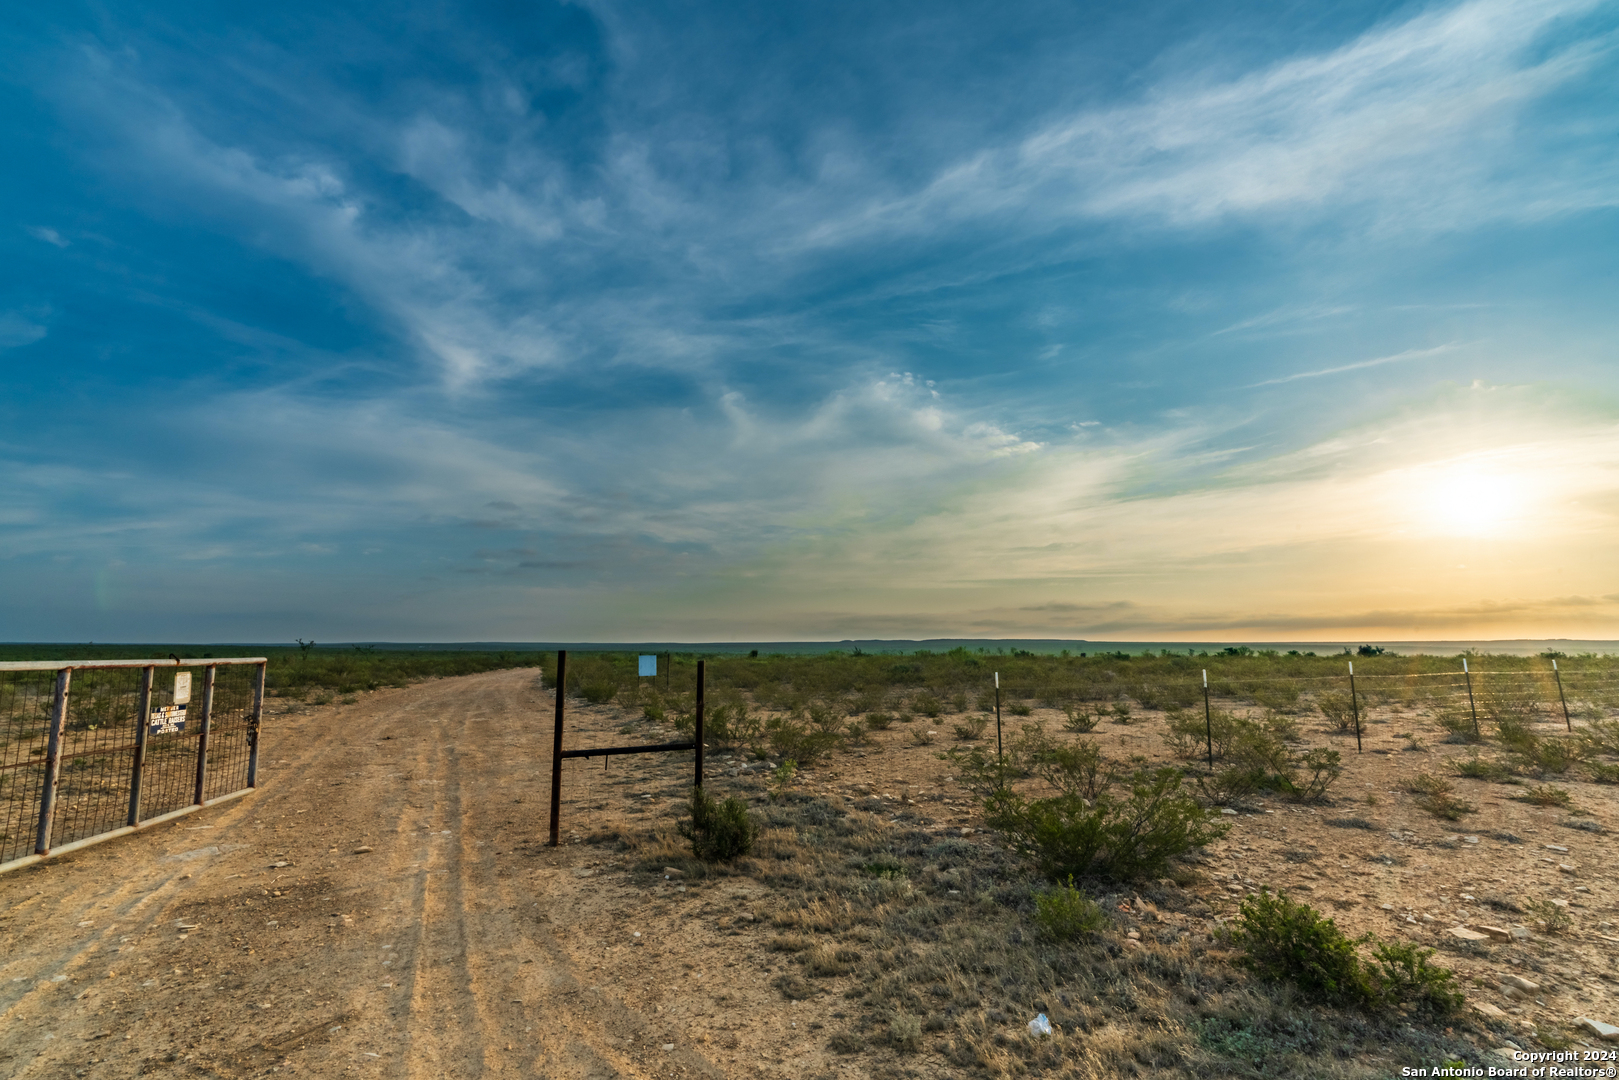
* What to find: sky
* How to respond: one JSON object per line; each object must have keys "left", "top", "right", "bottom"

{"left": 2, "top": 0, "right": 1618, "bottom": 644}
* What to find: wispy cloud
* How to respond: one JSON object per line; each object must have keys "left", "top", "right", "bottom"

{"left": 1248, "top": 343, "right": 1460, "bottom": 387}
{"left": 25, "top": 225, "right": 69, "bottom": 247}
{"left": 811, "top": 0, "right": 1614, "bottom": 243}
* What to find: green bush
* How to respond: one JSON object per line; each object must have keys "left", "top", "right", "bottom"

{"left": 987, "top": 767, "right": 1227, "bottom": 882}
{"left": 1231, "top": 889, "right": 1374, "bottom": 1006}
{"left": 952, "top": 715, "right": 988, "bottom": 741}
{"left": 913, "top": 693, "right": 943, "bottom": 718}
{"left": 864, "top": 712, "right": 894, "bottom": 731}
{"left": 1034, "top": 876, "right": 1108, "bottom": 941}
{"left": 1453, "top": 753, "right": 1508, "bottom": 780}
{"left": 578, "top": 680, "right": 618, "bottom": 704}
{"left": 1368, "top": 941, "right": 1465, "bottom": 1015}
{"left": 679, "top": 785, "right": 758, "bottom": 862}
{"left": 1012, "top": 723, "right": 1117, "bottom": 800}
{"left": 1062, "top": 704, "right": 1100, "bottom": 733}
{"left": 765, "top": 716, "right": 839, "bottom": 765}
{"left": 1409, "top": 774, "right": 1476, "bottom": 820}
{"left": 1516, "top": 784, "right": 1574, "bottom": 808}
{"left": 1316, "top": 691, "right": 1363, "bottom": 732}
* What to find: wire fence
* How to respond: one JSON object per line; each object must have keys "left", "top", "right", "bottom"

{"left": 0, "top": 658, "right": 266, "bottom": 873}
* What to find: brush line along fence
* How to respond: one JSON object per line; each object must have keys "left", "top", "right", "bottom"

{"left": 0, "top": 658, "right": 267, "bottom": 875}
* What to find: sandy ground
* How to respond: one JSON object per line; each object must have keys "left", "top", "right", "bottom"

{"left": 3, "top": 668, "right": 1617, "bottom": 1078}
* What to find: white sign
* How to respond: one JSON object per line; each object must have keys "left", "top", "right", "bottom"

{"left": 638, "top": 654, "right": 657, "bottom": 677}
{"left": 149, "top": 704, "right": 187, "bottom": 736}
{"left": 173, "top": 671, "right": 192, "bottom": 705}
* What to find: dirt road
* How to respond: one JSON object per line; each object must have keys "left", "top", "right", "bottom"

{"left": 0, "top": 668, "right": 804, "bottom": 1080}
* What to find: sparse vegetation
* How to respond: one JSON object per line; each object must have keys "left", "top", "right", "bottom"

{"left": 679, "top": 785, "right": 758, "bottom": 861}
{"left": 1033, "top": 876, "right": 1108, "bottom": 941}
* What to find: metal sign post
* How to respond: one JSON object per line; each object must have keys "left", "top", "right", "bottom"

{"left": 1348, "top": 661, "right": 1362, "bottom": 753}
{"left": 1202, "top": 670, "right": 1213, "bottom": 768}
{"left": 1553, "top": 659, "right": 1572, "bottom": 732}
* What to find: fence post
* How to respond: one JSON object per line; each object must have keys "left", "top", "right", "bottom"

{"left": 247, "top": 661, "right": 267, "bottom": 787}
{"left": 1463, "top": 658, "right": 1479, "bottom": 739}
{"left": 694, "top": 660, "right": 705, "bottom": 789}
{"left": 993, "top": 672, "right": 1003, "bottom": 776}
{"left": 34, "top": 668, "right": 72, "bottom": 855}
{"left": 192, "top": 665, "right": 216, "bottom": 805}
{"left": 1552, "top": 659, "right": 1572, "bottom": 732}
{"left": 1348, "top": 661, "right": 1362, "bottom": 753}
{"left": 549, "top": 650, "right": 567, "bottom": 847}
{"left": 1202, "top": 670, "right": 1213, "bottom": 768}
{"left": 128, "top": 666, "right": 154, "bottom": 826}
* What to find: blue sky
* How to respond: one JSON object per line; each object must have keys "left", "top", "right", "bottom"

{"left": 3, "top": 0, "right": 1618, "bottom": 643}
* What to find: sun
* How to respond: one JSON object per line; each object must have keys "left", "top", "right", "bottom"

{"left": 1406, "top": 462, "right": 1529, "bottom": 538}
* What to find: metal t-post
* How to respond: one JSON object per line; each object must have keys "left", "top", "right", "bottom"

{"left": 694, "top": 660, "right": 705, "bottom": 789}
{"left": 1348, "top": 661, "right": 1362, "bottom": 753}
{"left": 1553, "top": 659, "right": 1572, "bottom": 732}
{"left": 1463, "top": 658, "right": 1479, "bottom": 738}
{"left": 993, "top": 672, "right": 1003, "bottom": 782}
{"left": 247, "top": 661, "right": 266, "bottom": 788}
{"left": 1202, "top": 670, "right": 1213, "bottom": 768}
{"left": 549, "top": 650, "right": 567, "bottom": 847}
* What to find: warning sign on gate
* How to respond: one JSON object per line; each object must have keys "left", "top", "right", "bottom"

{"left": 638, "top": 654, "right": 657, "bottom": 677}
{"left": 149, "top": 704, "right": 187, "bottom": 736}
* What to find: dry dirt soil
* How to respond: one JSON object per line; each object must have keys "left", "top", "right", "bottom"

{"left": 2, "top": 667, "right": 1617, "bottom": 1079}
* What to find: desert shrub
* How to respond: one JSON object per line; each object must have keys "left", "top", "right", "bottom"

{"left": 951, "top": 691, "right": 968, "bottom": 712}
{"left": 1515, "top": 784, "right": 1573, "bottom": 808}
{"left": 1110, "top": 702, "right": 1131, "bottom": 723}
{"left": 913, "top": 693, "right": 943, "bottom": 718}
{"left": 680, "top": 785, "right": 758, "bottom": 862}
{"left": 1587, "top": 761, "right": 1619, "bottom": 784}
{"left": 765, "top": 716, "right": 839, "bottom": 765}
{"left": 1062, "top": 704, "right": 1099, "bottom": 733}
{"left": 642, "top": 699, "right": 666, "bottom": 723}
{"left": 986, "top": 767, "right": 1228, "bottom": 882}
{"left": 1408, "top": 774, "right": 1476, "bottom": 820}
{"left": 803, "top": 944, "right": 860, "bottom": 976}
{"left": 1231, "top": 889, "right": 1373, "bottom": 1006}
{"left": 1523, "top": 737, "right": 1581, "bottom": 775}
{"left": 1493, "top": 715, "right": 1540, "bottom": 756}
{"left": 952, "top": 715, "right": 988, "bottom": 741}
{"left": 1011, "top": 723, "right": 1117, "bottom": 800}
{"left": 1287, "top": 747, "right": 1343, "bottom": 803}
{"left": 1579, "top": 720, "right": 1619, "bottom": 757}
{"left": 843, "top": 719, "right": 867, "bottom": 745}
{"left": 1033, "top": 876, "right": 1107, "bottom": 941}
{"left": 1435, "top": 708, "right": 1483, "bottom": 743}
{"left": 1317, "top": 691, "right": 1364, "bottom": 732}
{"left": 1009, "top": 702, "right": 1033, "bottom": 717}
{"left": 1522, "top": 898, "right": 1572, "bottom": 935}
{"left": 1453, "top": 753, "right": 1509, "bottom": 781}
{"left": 888, "top": 1011, "right": 923, "bottom": 1054}
{"left": 911, "top": 729, "right": 937, "bottom": 746}
{"left": 1368, "top": 941, "right": 1465, "bottom": 1015}
{"left": 579, "top": 679, "right": 618, "bottom": 705}
{"left": 864, "top": 712, "right": 894, "bottom": 731}
{"left": 808, "top": 703, "right": 843, "bottom": 734}
{"left": 1253, "top": 683, "right": 1301, "bottom": 712}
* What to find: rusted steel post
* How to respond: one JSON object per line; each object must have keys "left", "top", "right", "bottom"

{"left": 247, "top": 661, "right": 267, "bottom": 787}
{"left": 1553, "top": 660, "right": 1572, "bottom": 732}
{"left": 1202, "top": 670, "right": 1213, "bottom": 768}
{"left": 192, "top": 665, "right": 216, "bottom": 805}
{"left": 35, "top": 668, "right": 72, "bottom": 855}
{"left": 128, "top": 666, "right": 154, "bottom": 826}
{"left": 549, "top": 650, "right": 567, "bottom": 847}
{"left": 1349, "top": 662, "right": 1362, "bottom": 754}
{"left": 694, "top": 660, "right": 705, "bottom": 789}
{"left": 1463, "top": 658, "right": 1479, "bottom": 738}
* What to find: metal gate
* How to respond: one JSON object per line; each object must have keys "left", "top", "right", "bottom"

{"left": 0, "top": 657, "right": 266, "bottom": 875}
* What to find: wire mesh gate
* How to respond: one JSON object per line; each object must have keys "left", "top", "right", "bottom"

{"left": 0, "top": 657, "right": 266, "bottom": 875}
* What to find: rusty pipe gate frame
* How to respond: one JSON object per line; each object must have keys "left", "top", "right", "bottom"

{"left": 547, "top": 650, "right": 705, "bottom": 847}
{"left": 0, "top": 656, "right": 267, "bottom": 876}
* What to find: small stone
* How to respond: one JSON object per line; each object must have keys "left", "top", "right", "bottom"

{"left": 661, "top": 1044, "right": 675, "bottom": 1051}
{"left": 1501, "top": 975, "right": 1540, "bottom": 993}
{"left": 1550, "top": 898, "right": 1570, "bottom": 910}
{"left": 663, "top": 867, "right": 685, "bottom": 878}
{"left": 1508, "top": 926, "right": 1532, "bottom": 942}
{"left": 1545, "top": 844, "right": 1570, "bottom": 853}
{"left": 1121, "top": 938, "right": 1143, "bottom": 950}
{"left": 737, "top": 911, "right": 755, "bottom": 922}
{"left": 1501, "top": 985, "right": 1526, "bottom": 1000}
{"left": 1471, "top": 925, "right": 1512, "bottom": 942}
{"left": 1220, "top": 808, "right": 1238, "bottom": 816}
{"left": 1558, "top": 864, "right": 1577, "bottom": 875}
{"left": 353, "top": 846, "right": 373, "bottom": 854}
{"left": 1380, "top": 904, "right": 1395, "bottom": 911}
{"left": 1449, "top": 926, "right": 1490, "bottom": 943}
{"left": 1462, "top": 836, "right": 1481, "bottom": 844}
{"left": 1574, "top": 1018, "right": 1619, "bottom": 1042}
{"left": 1474, "top": 1002, "right": 1509, "bottom": 1021}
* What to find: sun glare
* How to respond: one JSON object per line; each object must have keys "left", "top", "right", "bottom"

{"left": 1406, "top": 462, "right": 1529, "bottom": 538}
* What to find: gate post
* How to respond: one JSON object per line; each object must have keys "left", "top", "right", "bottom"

{"left": 247, "top": 661, "right": 267, "bottom": 787}
{"left": 128, "top": 666, "right": 154, "bottom": 825}
{"left": 192, "top": 665, "right": 216, "bottom": 805}
{"left": 35, "top": 668, "right": 72, "bottom": 855}
{"left": 549, "top": 650, "right": 567, "bottom": 847}
{"left": 694, "top": 660, "right": 705, "bottom": 789}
